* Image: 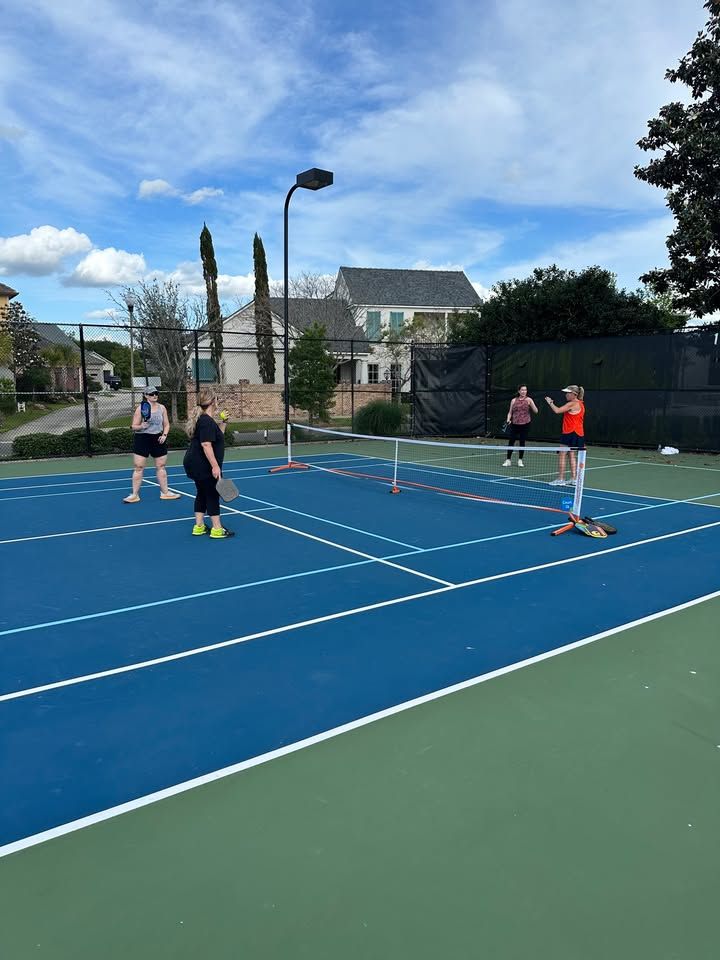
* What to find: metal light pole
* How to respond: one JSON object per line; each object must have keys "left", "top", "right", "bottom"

{"left": 125, "top": 291, "right": 136, "bottom": 410}
{"left": 283, "top": 167, "right": 334, "bottom": 433}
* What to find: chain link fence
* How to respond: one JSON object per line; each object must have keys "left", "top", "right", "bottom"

{"left": 2, "top": 321, "right": 717, "bottom": 459}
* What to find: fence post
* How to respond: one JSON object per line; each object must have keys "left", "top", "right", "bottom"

{"left": 79, "top": 324, "right": 93, "bottom": 457}
{"left": 484, "top": 342, "right": 491, "bottom": 437}
{"left": 350, "top": 339, "right": 355, "bottom": 431}
{"left": 409, "top": 342, "right": 415, "bottom": 436}
{"left": 193, "top": 330, "right": 200, "bottom": 388}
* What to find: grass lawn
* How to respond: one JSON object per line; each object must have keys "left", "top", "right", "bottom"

{"left": 0, "top": 400, "right": 77, "bottom": 433}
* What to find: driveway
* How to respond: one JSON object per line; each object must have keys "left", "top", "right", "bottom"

{"left": 0, "top": 390, "right": 135, "bottom": 441}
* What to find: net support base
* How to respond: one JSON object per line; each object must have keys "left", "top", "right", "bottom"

{"left": 390, "top": 486, "right": 401, "bottom": 494}
{"left": 268, "top": 462, "right": 310, "bottom": 474}
{"left": 551, "top": 514, "right": 579, "bottom": 536}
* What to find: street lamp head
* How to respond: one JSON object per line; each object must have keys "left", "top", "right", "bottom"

{"left": 124, "top": 291, "right": 136, "bottom": 312}
{"left": 295, "top": 168, "right": 333, "bottom": 191}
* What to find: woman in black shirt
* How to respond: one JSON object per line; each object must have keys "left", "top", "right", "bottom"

{"left": 183, "top": 391, "right": 234, "bottom": 539}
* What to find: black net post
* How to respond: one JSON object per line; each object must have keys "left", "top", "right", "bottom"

{"left": 193, "top": 329, "right": 200, "bottom": 388}
{"left": 78, "top": 324, "right": 93, "bottom": 457}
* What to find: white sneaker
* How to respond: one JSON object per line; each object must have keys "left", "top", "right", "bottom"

{"left": 567, "top": 478, "right": 577, "bottom": 485}
{"left": 518, "top": 460, "right": 524, "bottom": 467}
{"left": 548, "top": 478, "right": 565, "bottom": 486}
{"left": 502, "top": 459, "right": 511, "bottom": 467}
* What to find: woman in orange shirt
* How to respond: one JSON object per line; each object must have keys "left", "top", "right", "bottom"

{"left": 545, "top": 385, "right": 585, "bottom": 486}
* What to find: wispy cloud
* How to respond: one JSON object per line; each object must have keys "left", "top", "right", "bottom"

{"left": 138, "top": 180, "right": 224, "bottom": 205}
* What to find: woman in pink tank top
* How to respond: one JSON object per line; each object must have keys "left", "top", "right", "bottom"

{"left": 503, "top": 385, "right": 538, "bottom": 468}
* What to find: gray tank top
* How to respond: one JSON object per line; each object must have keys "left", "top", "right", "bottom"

{"left": 140, "top": 403, "right": 164, "bottom": 434}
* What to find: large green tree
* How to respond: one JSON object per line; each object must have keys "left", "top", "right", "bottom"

{"left": 253, "top": 233, "right": 275, "bottom": 383}
{"left": 41, "top": 343, "right": 78, "bottom": 393}
{"left": 634, "top": 1, "right": 720, "bottom": 317}
{"left": 2, "top": 301, "right": 41, "bottom": 380}
{"left": 200, "top": 223, "right": 223, "bottom": 379}
{"left": 288, "top": 322, "right": 336, "bottom": 423}
{"left": 448, "top": 265, "right": 687, "bottom": 345}
{"left": 0, "top": 311, "right": 12, "bottom": 368}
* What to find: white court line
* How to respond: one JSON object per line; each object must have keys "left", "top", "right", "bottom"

{"left": 2, "top": 585, "right": 718, "bottom": 860}
{"left": 163, "top": 477, "right": 420, "bottom": 550}
{"left": 0, "top": 506, "right": 281, "bottom": 546}
{"left": 0, "top": 486, "right": 129, "bottom": 503}
{"left": 3, "top": 514, "right": 720, "bottom": 704}
{"left": 145, "top": 479, "right": 451, "bottom": 587}
{"left": 0, "top": 515, "right": 195, "bottom": 545}
{"left": 0, "top": 461, "right": 288, "bottom": 493}
{"left": 0, "top": 451, "right": 287, "bottom": 482}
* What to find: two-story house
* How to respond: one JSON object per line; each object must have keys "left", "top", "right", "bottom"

{"left": 334, "top": 267, "right": 482, "bottom": 389}
{"left": 193, "top": 297, "right": 369, "bottom": 384}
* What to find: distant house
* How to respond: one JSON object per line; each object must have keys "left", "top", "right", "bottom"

{"left": 31, "top": 324, "right": 114, "bottom": 391}
{"left": 192, "top": 267, "right": 480, "bottom": 390}
{"left": 193, "top": 297, "right": 369, "bottom": 384}
{"left": 0, "top": 282, "right": 18, "bottom": 314}
{"left": 334, "top": 267, "right": 482, "bottom": 388}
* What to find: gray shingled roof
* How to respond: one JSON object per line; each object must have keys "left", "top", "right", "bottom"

{"left": 338, "top": 267, "right": 481, "bottom": 308}
{"left": 269, "top": 297, "right": 369, "bottom": 352}
{"left": 32, "top": 323, "right": 80, "bottom": 350}
{"left": 0, "top": 283, "right": 18, "bottom": 298}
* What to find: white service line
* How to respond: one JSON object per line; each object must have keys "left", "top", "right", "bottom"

{"left": 165, "top": 477, "right": 421, "bottom": 549}
{"left": 2, "top": 585, "right": 719, "bottom": 860}
{"left": 0, "top": 506, "right": 281, "bottom": 546}
{"left": 0, "top": 515, "right": 195, "bottom": 545}
{"left": 3, "top": 514, "right": 720, "bottom": 704}
{"left": 0, "top": 486, "right": 129, "bottom": 503}
{"left": 144, "top": 479, "right": 451, "bottom": 586}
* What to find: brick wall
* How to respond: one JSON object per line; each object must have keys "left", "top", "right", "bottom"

{"left": 185, "top": 381, "right": 391, "bottom": 421}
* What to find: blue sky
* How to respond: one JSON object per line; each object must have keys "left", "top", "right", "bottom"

{"left": 0, "top": 0, "right": 708, "bottom": 328}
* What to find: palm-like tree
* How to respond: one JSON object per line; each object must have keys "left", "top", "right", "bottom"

{"left": 41, "top": 344, "right": 79, "bottom": 393}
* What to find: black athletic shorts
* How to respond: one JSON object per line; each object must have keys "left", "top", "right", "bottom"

{"left": 561, "top": 431, "right": 585, "bottom": 450}
{"left": 133, "top": 432, "right": 168, "bottom": 459}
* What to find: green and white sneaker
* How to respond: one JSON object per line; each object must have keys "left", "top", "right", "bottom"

{"left": 210, "top": 526, "right": 235, "bottom": 539}
{"left": 192, "top": 524, "right": 208, "bottom": 536}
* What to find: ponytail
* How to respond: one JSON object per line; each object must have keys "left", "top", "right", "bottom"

{"left": 186, "top": 390, "right": 216, "bottom": 437}
{"left": 577, "top": 386, "right": 585, "bottom": 400}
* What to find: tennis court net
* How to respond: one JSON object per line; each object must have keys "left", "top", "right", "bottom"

{"left": 275, "top": 424, "right": 586, "bottom": 516}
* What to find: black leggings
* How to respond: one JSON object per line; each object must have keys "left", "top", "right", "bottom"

{"left": 193, "top": 475, "right": 220, "bottom": 517}
{"left": 506, "top": 423, "right": 529, "bottom": 459}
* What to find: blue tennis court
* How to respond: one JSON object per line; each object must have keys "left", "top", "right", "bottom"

{"left": 2, "top": 439, "right": 720, "bottom": 863}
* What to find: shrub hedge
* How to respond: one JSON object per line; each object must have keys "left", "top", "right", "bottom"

{"left": 12, "top": 424, "right": 190, "bottom": 458}
{"left": 354, "top": 400, "right": 404, "bottom": 436}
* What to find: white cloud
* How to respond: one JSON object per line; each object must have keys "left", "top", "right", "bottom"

{"left": 471, "top": 281, "right": 491, "bottom": 301}
{"left": 65, "top": 248, "right": 147, "bottom": 287}
{"left": 0, "top": 225, "right": 92, "bottom": 276}
{"left": 183, "top": 187, "right": 224, "bottom": 206}
{"left": 85, "top": 308, "right": 119, "bottom": 320}
{"left": 144, "top": 260, "right": 259, "bottom": 302}
{"left": 138, "top": 178, "right": 224, "bottom": 205}
{"left": 138, "top": 179, "right": 178, "bottom": 199}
